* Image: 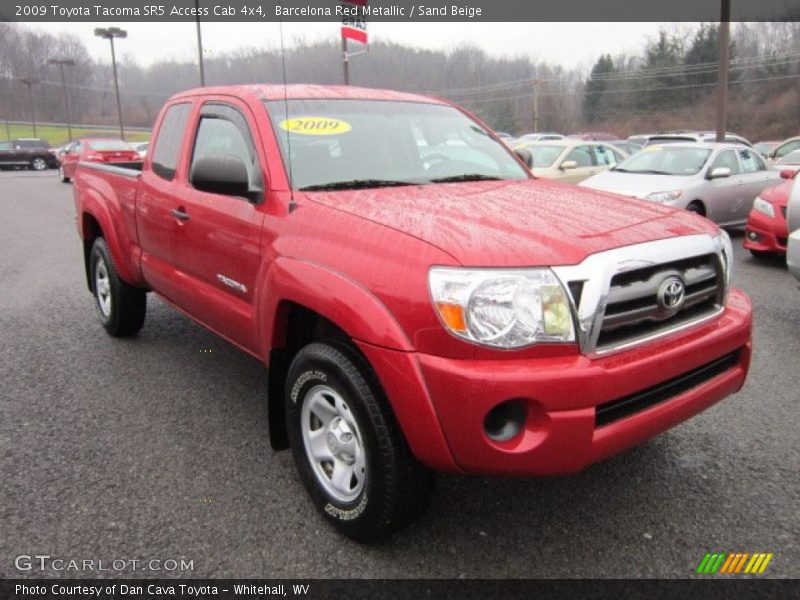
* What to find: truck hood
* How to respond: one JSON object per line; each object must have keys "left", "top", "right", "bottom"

{"left": 303, "top": 179, "right": 717, "bottom": 267}
{"left": 580, "top": 170, "right": 696, "bottom": 199}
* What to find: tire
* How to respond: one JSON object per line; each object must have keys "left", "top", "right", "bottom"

{"left": 285, "top": 341, "right": 435, "bottom": 542}
{"left": 686, "top": 201, "right": 705, "bottom": 216}
{"left": 59, "top": 166, "right": 70, "bottom": 183}
{"left": 89, "top": 238, "right": 146, "bottom": 337}
{"left": 30, "top": 157, "right": 48, "bottom": 171}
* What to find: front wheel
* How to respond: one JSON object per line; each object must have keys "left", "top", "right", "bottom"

{"left": 285, "top": 342, "right": 434, "bottom": 542}
{"left": 89, "top": 238, "right": 146, "bottom": 337}
{"left": 30, "top": 157, "right": 48, "bottom": 171}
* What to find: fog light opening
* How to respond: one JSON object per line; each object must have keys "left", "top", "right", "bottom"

{"left": 484, "top": 400, "right": 527, "bottom": 443}
{"left": 747, "top": 231, "right": 761, "bottom": 241}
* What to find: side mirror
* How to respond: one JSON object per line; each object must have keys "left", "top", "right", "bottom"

{"left": 190, "top": 154, "right": 250, "bottom": 198}
{"left": 708, "top": 167, "right": 731, "bottom": 180}
{"left": 514, "top": 147, "right": 533, "bottom": 168}
{"left": 560, "top": 160, "right": 578, "bottom": 170}
{"left": 780, "top": 169, "right": 798, "bottom": 180}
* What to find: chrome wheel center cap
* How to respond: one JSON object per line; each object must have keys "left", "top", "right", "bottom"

{"left": 326, "top": 417, "right": 355, "bottom": 463}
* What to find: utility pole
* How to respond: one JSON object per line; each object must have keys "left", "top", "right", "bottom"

{"left": 532, "top": 79, "right": 540, "bottom": 133}
{"left": 95, "top": 27, "right": 127, "bottom": 140}
{"left": 716, "top": 0, "right": 731, "bottom": 143}
{"left": 341, "top": 35, "right": 350, "bottom": 86}
{"left": 20, "top": 78, "right": 39, "bottom": 137}
{"left": 48, "top": 58, "right": 76, "bottom": 141}
{"left": 195, "top": 0, "right": 206, "bottom": 86}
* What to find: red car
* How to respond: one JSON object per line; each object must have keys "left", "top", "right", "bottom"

{"left": 744, "top": 168, "right": 797, "bottom": 256}
{"left": 72, "top": 84, "right": 751, "bottom": 541}
{"left": 59, "top": 138, "right": 140, "bottom": 183}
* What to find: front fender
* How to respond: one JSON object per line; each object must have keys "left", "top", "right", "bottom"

{"left": 260, "top": 257, "right": 414, "bottom": 352}
{"left": 258, "top": 258, "right": 459, "bottom": 471}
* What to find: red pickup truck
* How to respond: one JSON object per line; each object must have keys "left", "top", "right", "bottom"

{"left": 73, "top": 84, "right": 752, "bottom": 541}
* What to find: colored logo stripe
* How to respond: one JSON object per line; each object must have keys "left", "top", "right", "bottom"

{"left": 697, "top": 552, "right": 773, "bottom": 574}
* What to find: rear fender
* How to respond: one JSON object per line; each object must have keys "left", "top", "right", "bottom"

{"left": 78, "top": 180, "right": 143, "bottom": 288}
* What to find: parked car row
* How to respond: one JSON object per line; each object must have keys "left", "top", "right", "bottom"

{"left": 0, "top": 138, "right": 59, "bottom": 170}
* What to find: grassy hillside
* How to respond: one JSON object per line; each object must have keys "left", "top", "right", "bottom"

{"left": 2, "top": 123, "right": 150, "bottom": 146}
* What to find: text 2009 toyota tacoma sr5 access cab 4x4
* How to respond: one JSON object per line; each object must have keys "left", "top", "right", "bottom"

{"left": 73, "top": 85, "right": 752, "bottom": 541}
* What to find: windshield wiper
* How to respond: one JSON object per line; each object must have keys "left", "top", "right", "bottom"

{"left": 299, "top": 179, "right": 416, "bottom": 191}
{"left": 428, "top": 174, "right": 504, "bottom": 183}
{"left": 615, "top": 169, "right": 674, "bottom": 175}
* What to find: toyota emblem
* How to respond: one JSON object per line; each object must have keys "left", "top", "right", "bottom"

{"left": 657, "top": 276, "right": 686, "bottom": 312}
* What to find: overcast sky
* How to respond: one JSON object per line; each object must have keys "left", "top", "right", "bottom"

{"left": 41, "top": 22, "right": 694, "bottom": 72}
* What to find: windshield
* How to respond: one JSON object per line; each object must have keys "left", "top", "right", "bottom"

{"left": 520, "top": 144, "right": 564, "bottom": 168}
{"left": 777, "top": 150, "right": 800, "bottom": 165}
{"left": 265, "top": 99, "right": 528, "bottom": 190}
{"left": 613, "top": 146, "right": 712, "bottom": 175}
{"left": 753, "top": 143, "right": 775, "bottom": 155}
{"left": 87, "top": 140, "right": 135, "bottom": 151}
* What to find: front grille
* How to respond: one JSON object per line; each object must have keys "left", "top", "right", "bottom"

{"left": 595, "top": 350, "right": 741, "bottom": 427}
{"left": 595, "top": 254, "right": 723, "bottom": 352}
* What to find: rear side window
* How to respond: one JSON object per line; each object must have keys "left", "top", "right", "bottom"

{"left": 151, "top": 103, "right": 191, "bottom": 180}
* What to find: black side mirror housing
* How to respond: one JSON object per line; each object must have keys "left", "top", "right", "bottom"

{"left": 190, "top": 154, "right": 251, "bottom": 198}
{"left": 514, "top": 147, "right": 533, "bottom": 169}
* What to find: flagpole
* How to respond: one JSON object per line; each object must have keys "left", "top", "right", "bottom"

{"left": 341, "top": 34, "right": 350, "bottom": 86}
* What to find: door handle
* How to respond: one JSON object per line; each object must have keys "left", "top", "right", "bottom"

{"left": 171, "top": 208, "right": 190, "bottom": 221}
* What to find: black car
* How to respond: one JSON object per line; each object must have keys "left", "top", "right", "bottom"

{"left": 0, "top": 138, "right": 59, "bottom": 171}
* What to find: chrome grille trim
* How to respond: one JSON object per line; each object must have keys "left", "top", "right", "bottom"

{"left": 552, "top": 235, "right": 729, "bottom": 356}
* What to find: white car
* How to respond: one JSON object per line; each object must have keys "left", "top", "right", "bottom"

{"left": 132, "top": 141, "right": 149, "bottom": 158}
{"left": 580, "top": 143, "right": 780, "bottom": 227}
{"left": 787, "top": 178, "right": 800, "bottom": 281}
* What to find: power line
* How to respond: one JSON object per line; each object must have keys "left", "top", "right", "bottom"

{"left": 431, "top": 51, "right": 800, "bottom": 99}
{"left": 456, "top": 71, "right": 800, "bottom": 106}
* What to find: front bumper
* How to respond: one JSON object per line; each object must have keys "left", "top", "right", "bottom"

{"left": 743, "top": 210, "right": 787, "bottom": 254}
{"left": 359, "top": 289, "right": 752, "bottom": 476}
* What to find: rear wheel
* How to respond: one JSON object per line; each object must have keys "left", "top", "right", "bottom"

{"left": 30, "top": 157, "right": 48, "bottom": 171}
{"left": 89, "top": 238, "right": 146, "bottom": 337}
{"left": 285, "top": 341, "right": 434, "bottom": 542}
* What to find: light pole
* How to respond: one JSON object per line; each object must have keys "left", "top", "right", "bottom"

{"left": 20, "top": 77, "right": 39, "bottom": 137}
{"left": 195, "top": 0, "right": 206, "bottom": 86}
{"left": 48, "top": 58, "right": 76, "bottom": 142}
{"left": 94, "top": 27, "right": 127, "bottom": 139}
{"left": 716, "top": 0, "right": 731, "bottom": 143}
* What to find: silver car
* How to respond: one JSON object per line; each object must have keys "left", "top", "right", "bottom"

{"left": 579, "top": 143, "right": 781, "bottom": 226}
{"left": 787, "top": 178, "right": 800, "bottom": 281}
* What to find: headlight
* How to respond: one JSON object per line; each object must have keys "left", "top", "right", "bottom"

{"left": 428, "top": 267, "right": 575, "bottom": 348}
{"left": 714, "top": 230, "right": 734, "bottom": 286}
{"left": 753, "top": 196, "right": 775, "bottom": 218}
{"left": 645, "top": 190, "right": 683, "bottom": 203}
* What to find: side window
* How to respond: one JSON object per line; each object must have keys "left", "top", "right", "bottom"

{"left": 0, "top": 141, "right": 12, "bottom": 150}
{"left": 739, "top": 148, "right": 764, "bottom": 173}
{"left": 594, "top": 144, "right": 618, "bottom": 167}
{"left": 565, "top": 145, "right": 594, "bottom": 167}
{"left": 70, "top": 142, "right": 82, "bottom": 154}
{"left": 191, "top": 103, "right": 261, "bottom": 194}
{"left": 710, "top": 150, "right": 740, "bottom": 175}
{"left": 151, "top": 102, "right": 191, "bottom": 181}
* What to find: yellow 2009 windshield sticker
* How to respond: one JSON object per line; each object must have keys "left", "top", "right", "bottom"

{"left": 279, "top": 117, "right": 352, "bottom": 135}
